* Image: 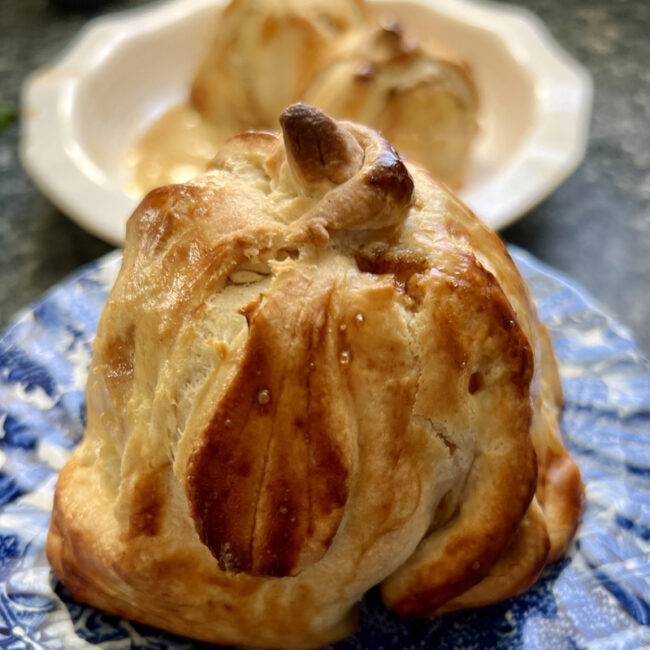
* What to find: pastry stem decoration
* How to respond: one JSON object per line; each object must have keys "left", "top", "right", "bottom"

{"left": 48, "top": 104, "right": 583, "bottom": 649}
{"left": 278, "top": 102, "right": 414, "bottom": 244}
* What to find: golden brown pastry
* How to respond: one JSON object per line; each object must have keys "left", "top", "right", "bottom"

{"left": 303, "top": 21, "right": 478, "bottom": 189}
{"left": 48, "top": 104, "right": 582, "bottom": 648}
{"left": 190, "top": 0, "right": 368, "bottom": 133}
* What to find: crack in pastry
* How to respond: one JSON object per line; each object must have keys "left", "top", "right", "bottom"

{"left": 48, "top": 104, "right": 582, "bottom": 649}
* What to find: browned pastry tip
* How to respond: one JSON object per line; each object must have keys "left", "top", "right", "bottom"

{"left": 279, "top": 102, "right": 364, "bottom": 186}
{"left": 280, "top": 103, "right": 414, "bottom": 245}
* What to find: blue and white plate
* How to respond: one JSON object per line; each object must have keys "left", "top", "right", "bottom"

{"left": 1, "top": 247, "right": 649, "bottom": 649}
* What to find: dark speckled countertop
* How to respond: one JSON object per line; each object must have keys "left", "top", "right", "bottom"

{"left": 1, "top": 0, "right": 649, "bottom": 354}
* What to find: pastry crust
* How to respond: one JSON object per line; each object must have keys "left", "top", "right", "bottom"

{"left": 190, "top": 0, "right": 368, "bottom": 132}
{"left": 48, "top": 104, "right": 582, "bottom": 648}
{"left": 303, "top": 22, "right": 478, "bottom": 188}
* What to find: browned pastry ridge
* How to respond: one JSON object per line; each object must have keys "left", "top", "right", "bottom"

{"left": 48, "top": 104, "right": 583, "bottom": 649}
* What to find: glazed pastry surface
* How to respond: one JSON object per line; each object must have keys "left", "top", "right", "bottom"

{"left": 49, "top": 104, "right": 582, "bottom": 649}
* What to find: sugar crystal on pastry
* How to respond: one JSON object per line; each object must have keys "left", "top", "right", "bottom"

{"left": 49, "top": 104, "right": 582, "bottom": 649}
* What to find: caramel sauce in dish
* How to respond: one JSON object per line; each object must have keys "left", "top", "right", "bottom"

{"left": 124, "top": 105, "right": 224, "bottom": 198}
